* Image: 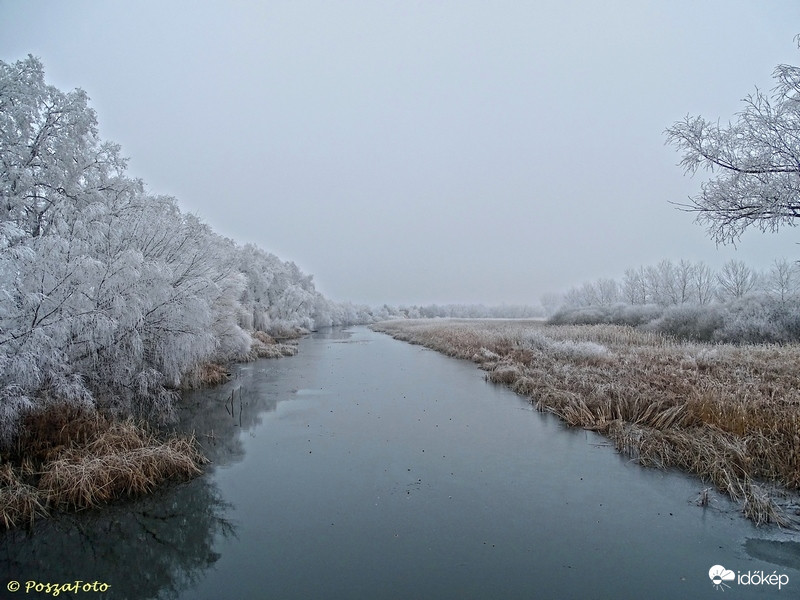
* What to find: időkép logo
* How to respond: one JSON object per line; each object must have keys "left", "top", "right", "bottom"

{"left": 709, "top": 564, "right": 789, "bottom": 591}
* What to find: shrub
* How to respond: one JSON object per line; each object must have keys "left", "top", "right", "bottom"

{"left": 647, "top": 303, "right": 724, "bottom": 342}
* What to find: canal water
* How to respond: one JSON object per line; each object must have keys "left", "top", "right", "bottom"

{"left": 2, "top": 326, "right": 799, "bottom": 599}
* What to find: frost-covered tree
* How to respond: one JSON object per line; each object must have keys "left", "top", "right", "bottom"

{"left": 716, "top": 259, "right": 758, "bottom": 301}
{"left": 622, "top": 267, "right": 648, "bottom": 304}
{"left": 236, "top": 244, "right": 280, "bottom": 331}
{"left": 666, "top": 38, "right": 800, "bottom": 244}
{"left": 691, "top": 261, "right": 717, "bottom": 305}
{"left": 540, "top": 292, "right": 563, "bottom": 316}
{"left": 0, "top": 56, "right": 354, "bottom": 443}
{"left": 766, "top": 258, "right": 799, "bottom": 303}
{"left": 672, "top": 259, "right": 697, "bottom": 304}
{"left": 562, "top": 282, "right": 597, "bottom": 308}
{"left": 0, "top": 55, "right": 253, "bottom": 421}
{"left": 1, "top": 55, "right": 117, "bottom": 435}
{"left": 638, "top": 260, "right": 707, "bottom": 306}
{"left": 642, "top": 261, "right": 674, "bottom": 305}
{"left": 603, "top": 261, "right": 717, "bottom": 307}
{"left": 562, "top": 278, "right": 619, "bottom": 308}
{"left": 594, "top": 278, "right": 620, "bottom": 305}
{"left": 650, "top": 260, "right": 680, "bottom": 305}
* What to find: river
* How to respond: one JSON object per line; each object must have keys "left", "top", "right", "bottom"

{"left": 2, "top": 326, "right": 799, "bottom": 599}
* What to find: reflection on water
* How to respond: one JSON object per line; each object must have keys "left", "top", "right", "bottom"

{"left": 1, "top": 475, "right": 233, "bottom": 599}
{"left": 176, "top": 361, "right": 285, "bottom": 466}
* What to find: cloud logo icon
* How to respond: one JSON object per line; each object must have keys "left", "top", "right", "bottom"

{"left": 709, "top": 565, "right": 736, "bottom": 589}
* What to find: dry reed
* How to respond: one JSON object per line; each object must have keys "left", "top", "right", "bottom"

{"left": 39, "top": 423, "right": 205, "bottom": 510}
{"left": 247, "top": 332, "right": 299, "bottom": 360}
{"left": 0, "top": 463, "right": 47, "bottom": 528}
{"left": 1, "top": 405, "right": 206, "bottom": 529}
{"left": 252, "top": 331, "right": 276, "bottom": 345}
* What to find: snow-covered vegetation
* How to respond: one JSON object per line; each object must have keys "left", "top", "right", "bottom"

{"left": 548, "top": 258, "right": 800, "bottom": 343}
{"left": 0, "top": 56, "right": 375, "bottom": 447}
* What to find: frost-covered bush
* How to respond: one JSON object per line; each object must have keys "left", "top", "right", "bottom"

{"left": 607, "top": 304, "right": 664, "bottom": 326}
{"left": 772, "top": 299, "right": 800, "bottom": 341}
{"left": 520, "top": 331, "right": 609, "bottom": 361}
{"left": 645, "top": 295, "right": 800, "bottom": 344}
{"left": 548, "top": 306, "right": 610, "bottom": 325}
{"left": 713, "top": 294, "right": 800, "bottom": 343}
{"left": 646, "top": 304, "right": 725, "bottom": 342}
{"left": 549, "top": 303, "right": 663, "bottom": 327}
{"left": 550, "top": 294, "right": 800, "bottom": 345}
{"left": 547, "top": 257, "right": 800, "bottom": 344}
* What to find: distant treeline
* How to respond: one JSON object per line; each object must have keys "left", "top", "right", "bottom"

{"left": 548, "top": 259, "right": 800, "bottom": 343}
{"left": 382, "top": 303, "right": 544, "bottom": 320}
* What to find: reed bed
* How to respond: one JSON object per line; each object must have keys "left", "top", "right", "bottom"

{"left": 0, "top": 463, "right": 47, "bottom": 528}
{"left": 192, "top": 363, "right": 231, "bottom": 387}
{"left": 372, "top": 319, "right": 800, "bottom": 527}
{"left": 38, "top": 421, "right": 205, "bottom": 510}
{"left": 0, "top": 405, "right": 206, "bottom": 529}
{"left": 185, "top": 333, "right": 299, "bottom": 388}
{"left": 247, "top": 332, "right": 299, "bottom": 360}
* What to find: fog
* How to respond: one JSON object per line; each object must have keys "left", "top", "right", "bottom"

{"left": 2, "top": 0, "right": 799, "bottom": 305}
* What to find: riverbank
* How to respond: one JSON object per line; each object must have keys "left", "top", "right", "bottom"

{"left": 1, "top": 407, "right": 206, "bottom": 528}
{"left": 371, "top": 319, "right": 800, "bottom": 527}
{"left": 0, "top": 332, "right": 302, "bottom": 529}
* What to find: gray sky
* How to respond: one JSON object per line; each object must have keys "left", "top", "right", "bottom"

{"left": 3, "top": 1, "right": 800, "bottom": 306}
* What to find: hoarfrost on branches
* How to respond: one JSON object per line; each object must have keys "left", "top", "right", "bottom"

{"left": 0, "top": 56, "right": 361, "bottom": 444}
{"left": 666, "top": 37, "right": 800, "bottom": 244}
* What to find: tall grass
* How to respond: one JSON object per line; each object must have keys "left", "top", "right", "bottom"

{"left": 372, "top": 319, "right": 800, "bottom": 527}
{"left": 38, "top": 422, "right": 204, "bottom": 510}
{"left": 0, "top": 404, "right": 206, "bottom": 529}
{"left": 0, "top": 464, "right": 46, "bottom": 528}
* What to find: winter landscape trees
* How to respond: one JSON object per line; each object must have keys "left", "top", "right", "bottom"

{"left": 547, "top": 40, "right": 800, "bottom": 343}
{"left": 0, "top": 56, "right": 364, "bottom": 448}
{"left": 549, "top": 258, "right": 800, "bottom": 343}
{"left": 665, "top": 40, "right": 800, "bottom": 244}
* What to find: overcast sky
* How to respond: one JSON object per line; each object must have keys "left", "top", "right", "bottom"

{"left": 2, "top": 1, "right": 800, "bottom": 306}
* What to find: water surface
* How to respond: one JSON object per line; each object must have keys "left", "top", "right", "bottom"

{"left": 2, "top": 326, "right": 798, "bottom": 599}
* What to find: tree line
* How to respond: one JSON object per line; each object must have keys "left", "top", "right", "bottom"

{"left": 555, "top": 258, "right": 796, "bottom": 309}
{"left": 548, "top": 258, "right": 800, "bottom": 343}
{"left": 0, "top": 56, "right": 372, "bottom": 444}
